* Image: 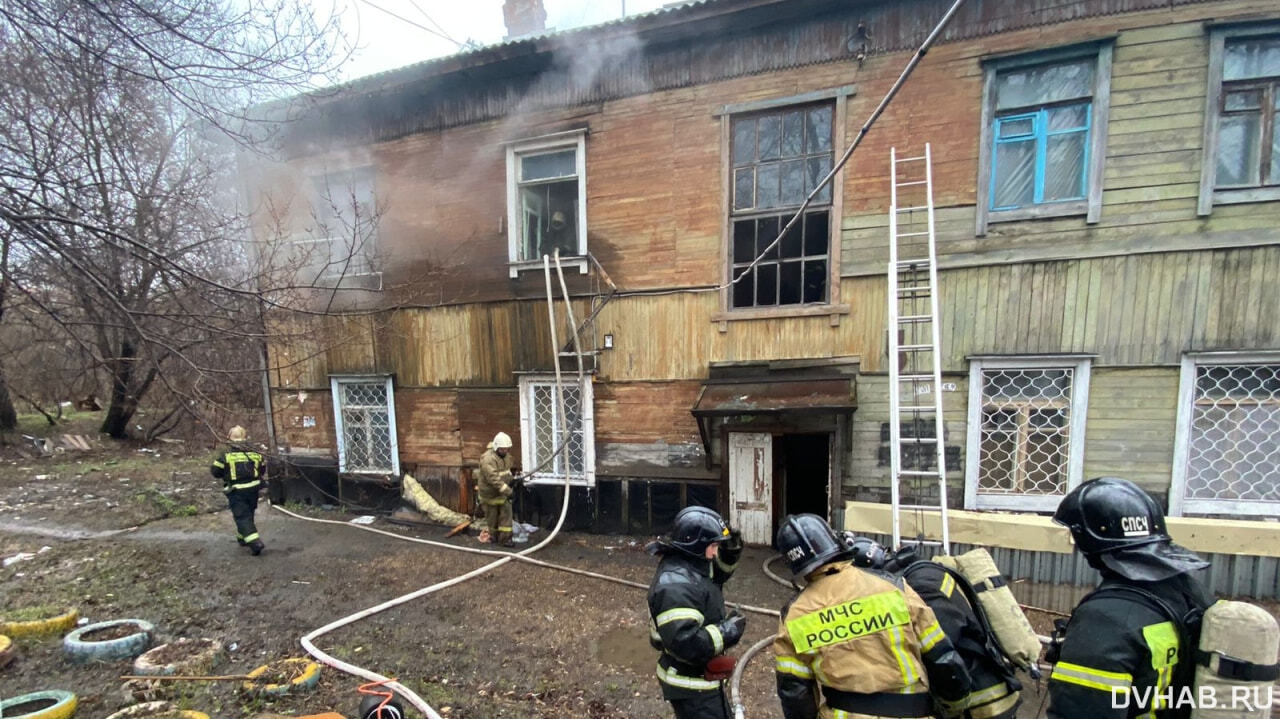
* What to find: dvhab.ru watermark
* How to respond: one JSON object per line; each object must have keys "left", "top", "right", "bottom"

{"left": 1112, "top": 686, "right": 1275, "bottom": 712}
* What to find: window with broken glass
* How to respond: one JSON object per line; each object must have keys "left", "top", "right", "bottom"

{"left": 1172, "top": 359, "right": 1279, "bottom": 516}
{"left": 294, "top": 168, "right": 380, "bottom": 288}
{"left": 519, "top": 376, "right": 594, "bottom": 486}
{"left": 729, "top": 104, "right": 833, "bottom": 309}
{"left": 1214, "top": 36, "right": 1280, "bottom": 189}
{"left": 330, "top": 377, "right": 399, "bottom": 475}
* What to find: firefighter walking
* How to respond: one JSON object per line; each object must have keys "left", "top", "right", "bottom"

{"left": 647, "top": 505, "right": 746, "bottom": 719}
{"left": 476, "top": 431, "right": 519, "bottom": 547}
{"left": 211, "top": 425, "right": 266, "bottom": 556}
{"left": 1047, "top": 477, "right": 1213, "bottom": 718}
{"left": 773, "top": 514, "right": 971, "bottom": 719}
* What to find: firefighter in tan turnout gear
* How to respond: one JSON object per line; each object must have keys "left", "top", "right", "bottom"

{"left": 211, "top": 425, "right": 266, "bottom": 556}
{"left": 773, "top": 514, "right": 972, "bottom": 719}
{"left": 647, "top": 505, "right": 746, "bottom": 719}
{"left": 476, "top": 431, "right": 519, "bottom": 547}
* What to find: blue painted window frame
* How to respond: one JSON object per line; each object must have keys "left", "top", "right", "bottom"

{"left": 990, "top": 103, "right": 1092, "bottom": 211}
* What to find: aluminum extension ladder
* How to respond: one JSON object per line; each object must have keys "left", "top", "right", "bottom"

{"left": 887, "top": 144, "right": 950, "bottom": 554}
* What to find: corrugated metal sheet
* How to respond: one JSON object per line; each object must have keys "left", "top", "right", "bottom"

{"left": 868, "top": 533, "right": 1280, "bottom": 613}
{"left": 287, "top": 0, "right": 1220, "bottom": 148}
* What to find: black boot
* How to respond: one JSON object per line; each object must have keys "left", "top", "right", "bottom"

{"left": 250, "top": 540, "right": 264, "bottom": 556}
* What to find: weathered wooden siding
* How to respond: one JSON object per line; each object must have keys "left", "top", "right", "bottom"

{"left": 841, "top": 7, "right": 1280, "bottom": 272}
{"left": 272, "top": 388, "right": 337, "bottom": 453}
{"left": 1081, "top": 368, "right": 1180, "bottom": 499}
{"left": 593, "top": 381, "right": 707, "bottom": 474}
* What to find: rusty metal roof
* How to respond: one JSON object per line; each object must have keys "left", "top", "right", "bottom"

{"left": 692, "top": 377, "right": 856, "bottom": 416}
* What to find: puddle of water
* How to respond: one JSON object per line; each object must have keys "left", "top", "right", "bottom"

{"left": 593, "top": 624, "right": 656, "bottom": 675}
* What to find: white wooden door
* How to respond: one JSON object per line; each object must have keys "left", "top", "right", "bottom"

{"left": 729, "top": 432, "right": 773, "bottom": 545}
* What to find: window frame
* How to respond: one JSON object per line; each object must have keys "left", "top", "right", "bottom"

{"left": 715, "top": 87, "right": 852, "bottom": 325}
{"left": 517, "top": 374, "right": 595, "bottom": 487}
{"left": 1169, "top": 351, "right": 1280, "bottom": 517}
{"left": 505, "top": 130, "right": 588, "bottom": 278}
{"left": 297, "top": 167, "right": 383, "bottom": 290}
{"left": 1197, "top": 23, "right": 1280, "bottom": 216}
{"left": 975, "top": 41, "right": 1114, "bottom": 235}
{"left": 964, "top": 355, "right": 1092, "bottom": 511}
{"left": 329, "top": 375, "right": 400, "bottom": 476}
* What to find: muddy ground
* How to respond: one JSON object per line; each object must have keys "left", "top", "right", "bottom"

{"left": 0, "top": 431, "right": 1063, "bottom": 718}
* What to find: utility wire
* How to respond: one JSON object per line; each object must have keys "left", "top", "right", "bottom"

{"left": 614, "top": 0, "right": 969, "bottom": 300}
{"left": 404, "top": 0, "right": 460, "bottom": 45}
{"left": 356, "top": 0, "right": 465, "bottom": 48}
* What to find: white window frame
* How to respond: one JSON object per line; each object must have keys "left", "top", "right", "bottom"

{"left": 1197, "top": 23, "right": 1280, "bottom": 215}
{"left": 975, "top": 41, "right": 1113, "bottom": 235}
{"left": 505, "top": 130, "right": 588, "bottom": 278}
{"left": 518, "top": 374, "right": 595, "bottom": 486}
{"left": 964, "top": 356, "right": 1091, "bottom": 511}
{"left": 297, "top": 167, "right": 383, "bottom": 290}
{"left": 1170, "top": 351, "right": 1280, "bottom": 517}
{"left": 330, "top": 375, "right": 400, "bottom": 475}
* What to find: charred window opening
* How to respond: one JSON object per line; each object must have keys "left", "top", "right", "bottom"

{"left": 518, "top": 149, "right": 579, "bottom": 260}
{"left": 729, "top": 104, "right": 832, "bottom": 309}
{"left": 506, "top": 132, "right": 586, "bottom": 272}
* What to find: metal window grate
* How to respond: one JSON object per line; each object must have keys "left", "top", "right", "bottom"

{"left": 531, "top": 382, "right": 585, "bottom": 479}
{"left": 977, "top": 368, "right": 1073, "bottom": 496}
{"left": 1185, "top": 364, "right": 1280, "bottom": 503}
{"left": 338, "top": 382, "right": 394, "bottom": 473}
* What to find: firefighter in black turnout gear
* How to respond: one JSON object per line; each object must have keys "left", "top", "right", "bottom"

{"left": 1047, "top": 477, "right": 1213, "bottom": 719}
{"left": 211, "top": 425, "right": 267, "bottom": 555}
{"left": 647, "top": 506, "right": 746, "bottom": 719}
{"left": 842, "top": 535, "right": 1022, "bottom": 719}
{"left": 773, "top": 514, "right": 971, "bottom": 719}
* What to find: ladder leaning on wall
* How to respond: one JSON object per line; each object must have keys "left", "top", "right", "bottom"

{"left": 886, "top": 144, "right": 950, "bottom": 554}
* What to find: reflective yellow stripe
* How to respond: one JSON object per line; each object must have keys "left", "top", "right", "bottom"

{"left": 655, "top": 664, "right": 721, "bottom": 690}
{"left": 939, "top": 572, "right": 955, "bottom": 598}
{"left": 888, "top": 626, "right": 919, "bottom": 690}
{"left": 1050, "top": 661, "right": 1134, "bottom": 692}
{"left": 706, "top": 624, "right": 724, "bottom": 654}
{"left": 242, "top": 532, "right": 260, "bottom": 543}
{"left": 226, "top": 480, "right": 261, "bottom": 491}
{"left": 656, "top": 608, "right": 705, "bottom": 627}
{"left": 919, "top": 620, "right": 946, "bottom": 652}
{"left": 940, "top": 681, "right": 1015, "bottom": 716}
{"left": 775, "top": 655, "right": 814, "bottom": 679}
{"left": 786, "top": 590, "right": 911, "bottom": 653}
{"left": 649, "top": 619, "right": 661, "bottom": 642}
{"left": 1142, "top": 620, "right": 1179, "bottom": 710}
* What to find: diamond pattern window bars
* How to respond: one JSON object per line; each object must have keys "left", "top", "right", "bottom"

{"left": 966, "top": 358, "right": 1090, "bottom": 511}
{"left": 1174, "top": 359, "right": 1280, "bottom": 516}
{"left": 331, "top": 377, "right": 399, "bottom": 475}
{"left": 520, "top": 375, "right": 595, "bottom": 485}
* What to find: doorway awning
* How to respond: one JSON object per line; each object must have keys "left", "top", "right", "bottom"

{"left": 691, "top": 377, "right": 856, "bottom": 462}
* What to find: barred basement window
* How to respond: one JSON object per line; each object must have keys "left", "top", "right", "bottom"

{"left": 330, "top": 376, "right": 399, "bottom": 475}
{"left": 1172, "top": 356, "right": 1280, "bottom": 517}
{"left": 965, "top": 357, "right": 1091, "bottom": 511}
{"left": 518, "top": 375, "right": 595, "bottom": 486}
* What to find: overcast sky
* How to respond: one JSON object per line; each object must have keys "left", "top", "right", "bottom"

{"left": 323, "top": 0, "right": 676, "bottom": 83}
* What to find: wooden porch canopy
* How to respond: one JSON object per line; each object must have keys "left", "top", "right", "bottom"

{"left": 691, "top": 376, "right": 857, "bottom": 460}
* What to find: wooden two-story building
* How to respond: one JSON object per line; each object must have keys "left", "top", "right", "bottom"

{"left": 248, "top": 0, "right": 1280, "bottom": 596}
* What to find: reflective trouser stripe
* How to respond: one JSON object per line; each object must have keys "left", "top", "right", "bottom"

{"left": 1049, "top": 661, "right": 1134, "bottom": 692}
{"left": 775, "top": 655, "right": 814, "bottom": 680}
{"left": 940, "top": 681, "right": 1017, "bottom": 718}
{"left": 656, "top": 664, "right": 721, "bottom": 691}
{"left": 241, "top": 532, "right": 260, "bottom": 543}
{"left": 225, "top": 480, "right": 261, "bottom": 492}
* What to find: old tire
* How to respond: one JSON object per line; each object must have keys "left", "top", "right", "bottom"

{"left": 0, "top": 690, "right": 78, "bottom": 719}
{"left": 0, "top": 633, "right": 15, "bottom": 669}
{"left": 132, "top": 638, "right": 223, "bottom": 676}
{"left": 63, "top": 619, "right": 154, "bottom": 664}
{"left": 1, "top": 608, "right": 79, "bottom": 638}
{"left": 104, "top": 701, "right": 209, "bottom": 719}
{"left": 242, "top": 657, "right": 322, "bottom": 696}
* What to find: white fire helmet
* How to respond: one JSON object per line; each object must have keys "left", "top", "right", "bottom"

{"left": 493, "top": 431, "right": 513, "bottom": 449}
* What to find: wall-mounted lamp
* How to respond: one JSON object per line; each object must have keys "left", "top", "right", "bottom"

{"left": 603, "top": 334, "right": 614, "bottom": 349}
